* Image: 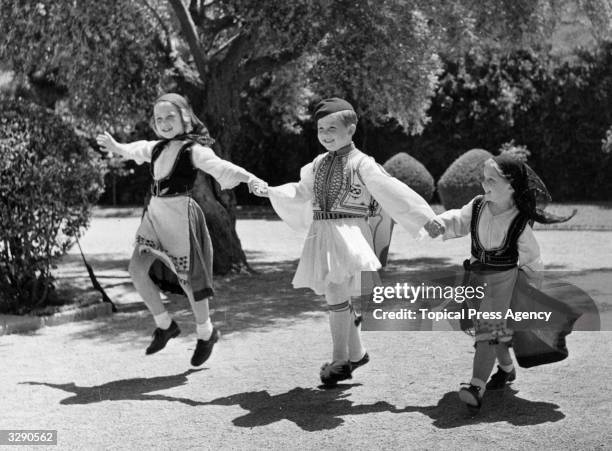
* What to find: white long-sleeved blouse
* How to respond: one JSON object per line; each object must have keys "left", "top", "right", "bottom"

{"left": 116, "top": 140, "right": 253, "bottom": 190}
{"left": 435, "top": 197, "right": 543, "bottom": 272}
{"left": 268, "top": 148, "right": 435, "bottom": 236}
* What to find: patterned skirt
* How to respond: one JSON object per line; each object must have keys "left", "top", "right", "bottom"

{"left": 465, "top": 265, "right": 518, "bottom": 343}
{"left": 136, "top": 195, "right": 214, "bottom": 300}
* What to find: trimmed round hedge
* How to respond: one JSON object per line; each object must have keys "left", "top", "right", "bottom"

{"left": 383, "top": 152, "right": 434, "bottom": 202}
{"left": 437, "top": 148, "right": 492, "bottom": 209}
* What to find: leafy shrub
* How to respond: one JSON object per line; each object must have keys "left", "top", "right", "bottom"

{"left": 399, "top": 45, "right": 612, "bottom": 201}
{"left": 383, "top": 152, "right": 435, "bottom": 202}
{"left": 499, "top": 140, "right": 530, "bottom": 162}
{"left": 437, "top": 148, "right": 492, "bottom": 209}
{"left": 0, "top": 99, "right": 105, "bottom": 313}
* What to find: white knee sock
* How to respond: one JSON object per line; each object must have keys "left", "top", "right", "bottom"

{"left": 153, "top": 311, "right": 172, "bottom": 329}
{"left": 191, "top": 297, "right": 211, "bottom": 324}
{"left": 196, "top": 319, "right": 213, "bottom": 340}
{"left": 348, "top": 309, "right": 366, "bottom": 362}
{"left": 328, "top": 303, "right": 350, "bottom": 361}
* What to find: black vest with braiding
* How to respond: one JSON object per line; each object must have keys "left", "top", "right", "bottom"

{"left": 470, "top": 195, "right": 529, "bottom": 270}
{"left": 150, "top": 140, "right": 198, "bottom": 197}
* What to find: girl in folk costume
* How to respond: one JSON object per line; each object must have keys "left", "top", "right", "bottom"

{"left": 96, "top": 93, "right": 263, "bottom": 366}
{"left": 429, "top": 154, "right": 583, "bottom": 412}
{"left": 252, "top": 98, "right": 442, "bottom": 386}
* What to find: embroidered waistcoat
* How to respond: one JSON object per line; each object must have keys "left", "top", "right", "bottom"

{"left": 470, "top": 195, "right": 529, "bottom": 270}
{"left": 311, "top": 144, "right": 377, "bottom": 220}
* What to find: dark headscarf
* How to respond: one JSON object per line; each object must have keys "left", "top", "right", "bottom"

{"left": 492, "top": 153, "right": 576, "bottom": 224}
{"left": 151, "top": 93, "right": 214, "bottom": 147}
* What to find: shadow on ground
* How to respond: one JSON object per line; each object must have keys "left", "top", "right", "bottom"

{"left": 402, "top": 388, "right": 565, "bottom": 428}
{"left": 21, "top": 374, "right": 565, "bottom": 431}
{"left": 201, "top": 385, "right": 564, "bottom": 431}
{"left": 21, "top": 369, "right": 207, "bottom": 406}
{"left": 203, "top": 384, "right": 403, "bottom": 431}
{"left": 211, "top": 386, "right": 565, "bottom": 431}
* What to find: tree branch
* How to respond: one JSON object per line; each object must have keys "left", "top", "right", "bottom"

{"left": 207, "top": 32, "right": 241, "bottom": 60}
{"left": 241, "top": 49, "right": 303, "bottom": 81}
{"left": 139, "top": 0, "right": 204, "bottom": 91}
{"left": 216, "top": 32, "right": 250, "bottom": 71}
{"left": 189, "top": 0, "right": 236, "bottom": 33}
{"left": 139, "top": 0, "right": 173, "bottom": 53}
{"left": 167, "top": 0, "right": 210, "bottom": 78}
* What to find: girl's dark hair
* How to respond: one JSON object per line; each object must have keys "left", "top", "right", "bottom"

{"left": 492, "top": 154, "right": 576, "bottom": 224}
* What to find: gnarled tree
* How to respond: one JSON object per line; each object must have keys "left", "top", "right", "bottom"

{"left": 2, "top": 0, "right": 609, "bottom": 272}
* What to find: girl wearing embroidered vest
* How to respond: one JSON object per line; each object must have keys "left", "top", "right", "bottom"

{"left": 431, "top": 154, "right": 576, "bottom": 412}
{"left": 96, "top": 93, "right": 263, "bottom": 366}
{"left": 251, "top": 98, "right": 442, "bottom": 386}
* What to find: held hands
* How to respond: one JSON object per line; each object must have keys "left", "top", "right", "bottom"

{"left": 95, "top": 132, "right": 120, "bottom": 157}
{"left": 248, "top": 177, "right": 269, "bottom": 197}
{"left": 424, "top": 218, "right": 445, "bottom": 238}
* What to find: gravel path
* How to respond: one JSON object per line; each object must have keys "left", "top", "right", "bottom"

{"left": 1, "top": 217, "right": 611, "bottom": 449}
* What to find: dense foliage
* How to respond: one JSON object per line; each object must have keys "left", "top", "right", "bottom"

{"left": 0, "top": 0, "right": 167, "bottom": 128}
{"left": 404, "top": 44, "right": 612, "bottom": 201}
{"left": 0, "top": 99, "right": 105, "bottom": 312}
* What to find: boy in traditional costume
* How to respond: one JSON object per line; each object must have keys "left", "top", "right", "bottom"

{"left": 252, "top": 98, "right": 441, "bottom": 386}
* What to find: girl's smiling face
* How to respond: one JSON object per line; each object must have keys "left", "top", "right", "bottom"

{"left": 317, "top": 113, "right": 355, "bottom": 151}
{"left": 153, "top": 101, "right": 186, "bottom": 139}
{"left": 482, "top": 159, "right": 514, "bottom": 205}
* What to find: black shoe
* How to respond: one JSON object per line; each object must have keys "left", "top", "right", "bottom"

{"left": 458, "top": 383, "right": 483, "bottom": 412}
{"left": 486, "top": 365, "right": 516, "bottom": 390}
{"left": 350, "top": 352, "right": 370, "bottom": 371}
{"left": 320, "top": 360, "right": 352, "bottom": 387}
{"left": 191, "top": 328, "right": 219, "bottom": 366}
{"left": 146, "top": 320, "right": 180, "bottom": 355}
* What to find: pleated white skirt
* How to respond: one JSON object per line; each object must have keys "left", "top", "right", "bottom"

{"left": 293, "top": 217, "right": 381, "bottom": 295}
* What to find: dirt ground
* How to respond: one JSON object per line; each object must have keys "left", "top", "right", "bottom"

{"left": 1, "top": 217, "right": 611, "bottom": 450}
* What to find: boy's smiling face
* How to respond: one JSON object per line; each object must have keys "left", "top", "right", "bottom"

{"left": 153, "top": 101, "right": 186, "bottom": 139}
{"left": 317, "top": 112, "right": 355, "bottom": 152}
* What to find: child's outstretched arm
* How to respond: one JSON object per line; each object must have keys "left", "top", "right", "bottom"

{"left": 357, "top": 157, "right": 436, "bottom": 237}
{"left": 265, "top": 159, "right": 317, "bottom": 232}
{"left": 433, "top": 200, "right": 475, "bottom": 240}
{"left": 191, "top": 144, "right": 261, "bottom": 190}
{"left": 95, "top": 132, "right": 158, "bottom": 164}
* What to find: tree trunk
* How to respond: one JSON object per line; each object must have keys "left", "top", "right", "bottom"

{"left": 167, "top": 0, "right": 255, "bottom": 275}
{"left": 191, "top": 173, "right": 248, "bottom": 274}
{"left": 173, "top": 78, "right": 249, "bottom": 274}
{"left": 191, "top": 64, "right": 251, "bottom": 273}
